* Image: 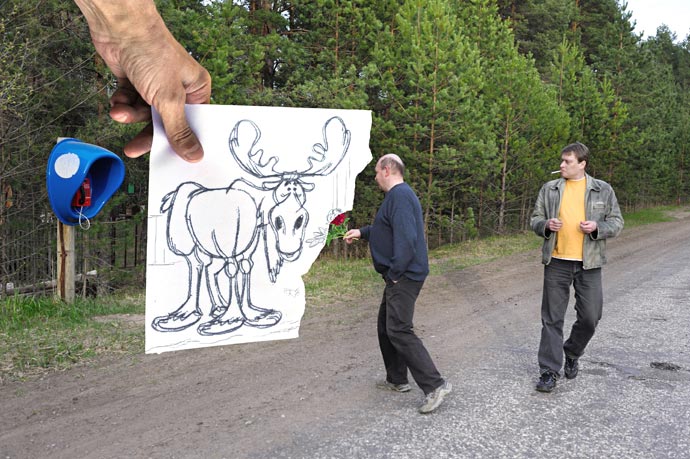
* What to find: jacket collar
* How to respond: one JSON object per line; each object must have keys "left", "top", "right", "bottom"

{"left": 585, "top": 173, "right": 601, "bottom": 191}
{"left": 549, "top": 173, "right": 599, "bottom": 191}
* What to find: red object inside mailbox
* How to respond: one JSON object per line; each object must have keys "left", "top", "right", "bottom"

{"left": 71, "top": 178, "right": 92, "bottom": 207}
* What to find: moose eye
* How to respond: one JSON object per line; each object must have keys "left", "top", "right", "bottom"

{"left": 275, "top": 216, "right": 284, "bottom": 231}
{"left": 294, "top": 215, "right": 304, "bottom": 230}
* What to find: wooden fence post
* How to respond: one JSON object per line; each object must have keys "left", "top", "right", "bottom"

{"left": 54, "top": 137, "right": 75, "bottom": 303}
{"left": 56, "top": 220, "right": 75, "bottom": 302}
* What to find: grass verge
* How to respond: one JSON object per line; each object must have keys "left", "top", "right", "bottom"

{"left": 0, "top": 292, "right": 144, "bottom": 382}
{"left": 429, "top": 232, "right": 541, "bottom": 275}
{"left": 620, "top": 205, "right": 680, "bottom": 227}
{"left": 2, "top": 205, "right": 686, "bottom": 382}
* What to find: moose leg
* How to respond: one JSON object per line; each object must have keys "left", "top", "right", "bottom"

{"left": 197, "top": 260, "right": 246, "bottom": 336}
{"left": 151, "top": 253, "right": 203, "bottom": 332}
{"left": 207, "top": 257, "right": 229, "bottom": 318}
{"left": 238, "top": 259, "right": 282, "bottom": 328}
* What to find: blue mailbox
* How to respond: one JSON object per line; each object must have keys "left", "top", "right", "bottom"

{"left": 47, "top": 138, "right": 125, "bottom": 226}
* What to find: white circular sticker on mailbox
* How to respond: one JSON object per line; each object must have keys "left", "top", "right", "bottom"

{"left": 54, "top": 153, "right": 80, "bottom": 179}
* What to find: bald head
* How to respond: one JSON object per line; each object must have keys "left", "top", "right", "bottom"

{"left": 374, "top": 154, "right": 405, "bottom": 192}
{"left": 377, "top": 154, "right": 405, "bottom": 177}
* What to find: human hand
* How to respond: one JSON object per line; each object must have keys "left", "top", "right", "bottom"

{"left": 547, "top": 218, "right": 562, "bottom": 232}
{"left": 579, "top": 220, "right": 598, "bottom": 234}
{"left": 343, "top": 229, "right": 361, "bottom": 244}
{"left": 75, "top": 0, "right": 211, "bottom": 162}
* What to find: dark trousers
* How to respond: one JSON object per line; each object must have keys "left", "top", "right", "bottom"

{"left": 538, "top": 258, "right": 603, "bottom": 375}
{"left": 378, "top": 277, "right": 444, "bottom": 395}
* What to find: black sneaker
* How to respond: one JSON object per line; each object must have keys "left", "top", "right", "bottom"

{"left": 377, "top": 380, "right": 412, "bottom": 393}
{"left": 536, "top": 371, "right": 557, "bottom": 392}
{"left": 564, "top": 356, "right": 579, "bottom": 379}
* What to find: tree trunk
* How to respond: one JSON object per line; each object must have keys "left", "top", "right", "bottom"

{"left": 424, "top": 41, "right": 441, "bottom": 239}
{"left": 450, "top": 191, "right": 455, "bottom": 244}
{"left": 498, "top": 113, "right": 511, "bottom": 234}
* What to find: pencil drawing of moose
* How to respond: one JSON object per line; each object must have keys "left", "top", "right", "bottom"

{"left": 151, "top": 116, "right": 351, "bottom": 336}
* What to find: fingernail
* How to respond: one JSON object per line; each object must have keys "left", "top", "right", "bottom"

{"left": 184, "top": 147, "right": 203, "bottom": 163}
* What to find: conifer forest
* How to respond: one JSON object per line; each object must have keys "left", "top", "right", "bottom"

{"left": 1, "top": 0, "right": 689, "bottom": 296}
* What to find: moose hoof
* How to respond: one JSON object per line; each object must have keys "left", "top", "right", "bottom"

{"left": 210, "top": 305, "right": 228, "bottom": 318}
{"left": 151, "top": 311, "right": 202, "bottom": 332}
{"left": 197, "top": 317, "right": 245, "bottom": 336}
{"left": 245, "top": 310, "right": 282, "bottom": 328}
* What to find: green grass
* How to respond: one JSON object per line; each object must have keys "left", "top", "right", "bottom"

{"left": 0, "top": 293, "right": 144, "bottom": 382}
{"left": 620, "top": 205, "right": 682, "bottom": 227}
{"left": 429, "top": 232, "right": 541, "bottom": 275}
{"left": 304, "top": 256, "right": 380, "bottom": 307}
{"left": 2, "top": 205, "right": 686, "bottom": 381}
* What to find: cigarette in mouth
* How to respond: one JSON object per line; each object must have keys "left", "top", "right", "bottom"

{"left": 550, "top": 170, "right": 561, "bottom": 174}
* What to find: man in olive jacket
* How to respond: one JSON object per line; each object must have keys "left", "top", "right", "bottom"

{"left": 530, "top": 142, "right": 624, "bottom": 392}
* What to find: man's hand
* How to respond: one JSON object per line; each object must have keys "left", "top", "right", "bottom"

{"left": 547, "top": 218, "right": 562, "bottom": 232}
{"left": 579, "top": 220, "right": 598, "bottom": 234}
{"left": 75, "top": 0, "right": 211, "bottom": 162}
{"left": 343, "top": 229, "right": 361, "bottom": 245}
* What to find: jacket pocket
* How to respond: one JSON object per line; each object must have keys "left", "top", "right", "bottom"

{"left": 590, "top": 200, "right": 606, "bottom": 220}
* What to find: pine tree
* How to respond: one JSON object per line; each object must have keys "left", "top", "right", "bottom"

{"left": 367, "top": 0, "right": 492, "bottom": 243}
{"left": 457, "top": 0, "right": 569, "bottom": 233}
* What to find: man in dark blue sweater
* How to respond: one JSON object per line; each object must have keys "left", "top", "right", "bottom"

{"left": 345, "top": 154, "right": 451, "bottom": 414}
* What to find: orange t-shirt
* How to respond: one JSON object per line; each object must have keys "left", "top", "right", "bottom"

{"left": 552, "top": 178, "right": 586, "bottom": 261}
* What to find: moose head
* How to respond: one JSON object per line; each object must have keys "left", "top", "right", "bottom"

{"left": 229, "top": 116, "right": 351, "bottom": 268}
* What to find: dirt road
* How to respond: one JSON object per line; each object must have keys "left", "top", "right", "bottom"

{"left": 2, "top": 210, "right": 689, "bottom": 458}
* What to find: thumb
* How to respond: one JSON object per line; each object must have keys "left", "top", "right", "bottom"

{"left": 157, "top": 96, "right": 204, "bottom": 163}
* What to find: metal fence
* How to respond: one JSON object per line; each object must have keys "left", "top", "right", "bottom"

{"left": 1, "top": 208, "right": 146, "bottom": 299}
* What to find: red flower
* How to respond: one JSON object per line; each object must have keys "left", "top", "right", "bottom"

{"left": 330, "top": 213, "right": 347, "bottom": 226}
{"left": 325, "top": 213, "right": 350, "bottom": 246}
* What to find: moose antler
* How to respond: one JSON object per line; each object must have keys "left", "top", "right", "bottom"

{"left": 304, "top": 117, "right": 351, "bottom": 176}
{"left": 229, "top": 120, "right": 280, "bottom": 178}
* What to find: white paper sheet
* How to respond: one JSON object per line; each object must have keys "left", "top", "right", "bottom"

{"left": 145, "top": 105, "right": 372, "bottom": 354}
